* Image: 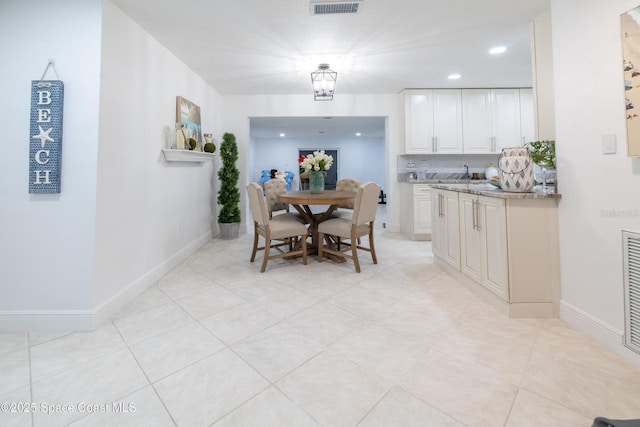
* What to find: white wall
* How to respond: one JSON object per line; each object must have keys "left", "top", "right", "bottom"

{"left": 0, "top": 0, "right": 103, "bottom": 329}
{"left": 221, "top": 94, "right": 402, "bottom": 231}
{"left": 91, "top": 2, "right": 222, "bottom": 323}
{"left": 0, "top": 0, "right": 223, "bottom": 331}
{"left": 552, "top": 0, "right": 640, "bottom": 362}
{"left": 251, "top": 136, "right": 387, "bottom": 191}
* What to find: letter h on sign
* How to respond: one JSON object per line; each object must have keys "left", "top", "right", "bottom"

{"left": 29, "top": 80, "right": 64, "bottom": 193}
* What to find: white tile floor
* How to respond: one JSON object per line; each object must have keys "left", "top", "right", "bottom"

{"left": 2, "top": 224, "right": 640, "bottom": 426}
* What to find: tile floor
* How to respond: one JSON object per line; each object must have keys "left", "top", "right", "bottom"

{"left": 2, "top": 224, "right": 640, "bottom": 426}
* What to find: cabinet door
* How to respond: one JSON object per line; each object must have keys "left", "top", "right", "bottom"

{"left": 492, "top": 89, "right": 522, "bottom": 151}
{"left": 443, "top": 191, "right": 460, "bottom": 270}
{"left": 458, "top": 193, "right": 481, "bottom": 282}
{"left": 413, "top": 185, "right": 431, "bottom": 234}
{"left": 461, "top": 89, "right": 493, "bottom": 153}
{"left": 404, "top": 91, "right": 435, "bottom": 154}
{"left": 519, "top": 88, "right": 535, "bottom": 145}
{"left": 433, "top": 90, "right": 463, "bottom": 153}
{"left": 479, "top": 196, "right": 509, "bottom": 299}
{"left": 431, "top": 191, "right": 445, "bottom": 258}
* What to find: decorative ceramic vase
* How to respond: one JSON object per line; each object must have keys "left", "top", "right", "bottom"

{"left": 485, "top": 163, "right": 499, "bottom": 180}
{"left": 309, "top": 171, "right": 325, "bottom": 194}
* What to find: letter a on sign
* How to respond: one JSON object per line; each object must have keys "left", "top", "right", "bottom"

{"left": 29, "top": 80, "right": 64, "bottom": 193}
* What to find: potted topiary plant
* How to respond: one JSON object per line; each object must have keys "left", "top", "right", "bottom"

{"left": 217, "top": 132, "right": 241, "bottom": 239}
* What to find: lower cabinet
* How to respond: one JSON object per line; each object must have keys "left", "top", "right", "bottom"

{"left": 431, "top": 189, "right": 460, "bottom": 270}
{"left": 459, "top": 193, "right": 508, "bottom": 300}
{"left": 400, "top": 183, "right": 432, "bottom": 240}
{"left": 433, "top": 189, "right": 560, "bottom": 318}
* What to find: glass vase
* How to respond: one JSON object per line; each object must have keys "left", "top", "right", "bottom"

{"left": 309, "top": 171, "right": 325, "bottom": 194}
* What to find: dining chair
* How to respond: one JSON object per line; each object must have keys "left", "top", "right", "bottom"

{"left": 247, "top": 182, "right": 308, "bottom": 272}
{"left": 332, "top": 177, "right": 361, "bottom": 219}
{"left": 317, "top": 181, "right": 381, "bottom": 272}
{"left": 263, "top": 178, "right": 291, "bottom": 219}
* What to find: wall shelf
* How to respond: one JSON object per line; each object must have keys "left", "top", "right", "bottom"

{"left": 162, "top": 149, "right": 216, "bottom": 163}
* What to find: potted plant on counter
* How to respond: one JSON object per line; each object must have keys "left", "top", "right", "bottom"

{"left": 217, "top": 132, "right": 241, "bottom": 239}
{"left": 525, "top": 140, "right": 556, "bottom": 193}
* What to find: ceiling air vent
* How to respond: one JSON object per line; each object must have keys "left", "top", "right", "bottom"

{"left": 311, "top": 1, "right": 362, "bottom": 15}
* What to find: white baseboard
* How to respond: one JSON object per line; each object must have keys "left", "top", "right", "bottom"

{"left": 560, "top": 300, "right": 640, "bottom": 368}
{"left": 0, "top": 231, "right": 212, "bottom": 333}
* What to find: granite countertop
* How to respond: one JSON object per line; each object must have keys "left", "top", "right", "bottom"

{"left": 399, "top": 178, "right": 489, "bottom": 184}
{"left": 430, "top": 183, "right": 561, "bottom": 199}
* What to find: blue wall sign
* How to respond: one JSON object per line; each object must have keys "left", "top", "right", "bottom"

{"left": 29, "top": 80, "right": 64, "bottom": 193}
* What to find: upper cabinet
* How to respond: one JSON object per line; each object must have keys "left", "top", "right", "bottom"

{"left": 403, "top": 89, "right": 463, "bottom": 154}
{"left": 402, "top": 88, "right": 534, "bottom": 154}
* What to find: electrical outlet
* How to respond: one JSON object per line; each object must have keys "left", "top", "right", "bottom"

{"left": 602, "top": 134, "right": 617, "bottom": 154}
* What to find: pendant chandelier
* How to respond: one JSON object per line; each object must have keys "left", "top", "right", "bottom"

{"left": 311, "top": 63, "right": 337, "bottom": 101}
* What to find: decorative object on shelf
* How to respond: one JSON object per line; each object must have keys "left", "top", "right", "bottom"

{"left": 176, "top": 96, "right": 203, "bottom": 151}
{"left": 525, "top": 140, "right": 556, "bottom": 193}
{"left": 217, "top": 132, "right": 241, "bottom": 239}
{"left": 311, "top": 63, "right": 337, "bottom": 101}
{"left": 175, "top": 122, "right": 187, "bottom": 149}
{"left": 484, "top": 162, "right": 499, "bottom": 180}
{"left": 299, "top": 150, "right": 334, "bottom": 193}
{"left": 203, "top": 133, "right": 216, "bottom": 153}
{"left": 497, "top": 146, "right": 535, "bottom": 192}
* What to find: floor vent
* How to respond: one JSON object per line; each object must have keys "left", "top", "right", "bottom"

{"left": 624, "top": 230, "right": 640, "bottom": 355}
{"left": 311, "top": 1, "right": 362, "bottom": 15}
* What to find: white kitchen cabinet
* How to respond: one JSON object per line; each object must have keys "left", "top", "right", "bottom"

{"left": 403, "top": 89, "right": 463, "bottom": 154}
{"left": 462, "top": 88, "right": 528, "bottom": 154}
{"left": 435, "top": 188, "right": 560, "bottom": 318}
{"left": 458, "top": 193, "right": 508, "bottom": 299}
{"left": 431, "top": 189, "right": 460, "bottom": 270}
{"left": 400, "top": 183, "right": 432, "bottom": 240}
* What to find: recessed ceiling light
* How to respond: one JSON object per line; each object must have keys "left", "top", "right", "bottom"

{"left": 355, "top": 132, "right": 362, "bottom": 136}
{"left": 448, "top": 74, "right": 461, "bottom": 80}
{"left": 279, "top": 133, "right": 285, "bottom": 137}
{"left": 490, "top": 46, "right": 507, "bottom": 55}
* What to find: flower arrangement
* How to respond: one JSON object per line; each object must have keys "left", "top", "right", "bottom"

{"left": 299, "top": 150, "right": 334, "bottom": 174}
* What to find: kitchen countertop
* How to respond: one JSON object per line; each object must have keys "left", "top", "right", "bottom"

{"left": 399, "top": 179, "right": 489, "bottom": 184}
{"left": 430, "top": 183, "right": 561, "bottom": 199}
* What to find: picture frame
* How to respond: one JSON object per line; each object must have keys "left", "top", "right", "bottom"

{"left": 621, "top": 7, "right": 640, "bottom": 156}
{"left": 176, "top": 96, "right": 203, "bottom": 151}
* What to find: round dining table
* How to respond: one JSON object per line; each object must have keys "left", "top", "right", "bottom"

{"left": 278, "top": 190, "right": 356, "bottom": 257}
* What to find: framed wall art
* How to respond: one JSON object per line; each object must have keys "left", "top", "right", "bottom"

{"left": 621, "top": 6, "right": 640, "bottom": 156}
{"left": 176, "top": 96, "right": 203, "bottom": 151}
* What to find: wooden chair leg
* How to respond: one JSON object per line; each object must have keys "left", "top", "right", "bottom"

{"left": 369, "top": 224, "right": 377, "bottom": 264}
{"left": 250, "top": 223, "right": 259, "bottom": 262}
{"left": 351, "top": 229, "right": 361, "bottom": 273}
{"left": 261, "top": 230, "right": 271, "bottom": 273}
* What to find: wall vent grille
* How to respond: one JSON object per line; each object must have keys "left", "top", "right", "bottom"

{"left": 311, "top": 1, "right": 362, "bottom": 15}
{"left": 624, "top": 230, "right": 640, "bottom": 355}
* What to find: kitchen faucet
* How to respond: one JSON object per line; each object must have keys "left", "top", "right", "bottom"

{"left": 463, "top": 164, "right": 469, "bottom": 179}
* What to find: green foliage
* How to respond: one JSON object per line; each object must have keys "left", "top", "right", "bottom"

{"left": 217, "top": 132, "right": 241, "bottom": 223}
{"left": 525, "top": 140, "right": 556, "bottom": 168}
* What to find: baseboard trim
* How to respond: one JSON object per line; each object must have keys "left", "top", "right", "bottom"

{"left": 0, "top": 231, "right": 212, "bottom": 333}
{"left": 559, "top": 300, "right": 640, "bottom": 367}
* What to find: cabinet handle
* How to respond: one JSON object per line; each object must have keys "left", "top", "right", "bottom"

{"left": 434, "top": 136, "right": 438, "bottom": 152}
{"left": 472, "top": 200, "right": 477, "bottom": 230}
{"left": 432, "top": 136, "right": 436, "bottom": 152}
{"left": 475, "top": 199, "right": 481, "bottom": 230}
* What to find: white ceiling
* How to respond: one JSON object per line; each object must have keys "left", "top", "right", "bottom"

{"left": 110, "top": 0, "right": 549, "bottom": 137}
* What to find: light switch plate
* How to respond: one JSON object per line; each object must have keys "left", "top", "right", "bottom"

{"left": 602, "top": 134, "right": 617, "bottom": 154}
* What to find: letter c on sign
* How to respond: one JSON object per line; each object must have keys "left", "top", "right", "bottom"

{"left": 35, "top": 149, "right": 50, "bottom": 164}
